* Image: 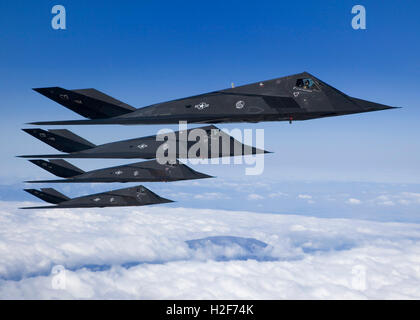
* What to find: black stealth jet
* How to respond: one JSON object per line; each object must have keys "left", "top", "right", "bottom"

{"left": 29, "top": 72, "right": 397, "bottom": 126}
{"left": 26, "top": 159, "right": 213, "bottom": 183}
{"left": 22, "top": 185, "right": 173, "bottom": 209}
{"left": 19, "top": 126, "right": 269, "bottom": 159}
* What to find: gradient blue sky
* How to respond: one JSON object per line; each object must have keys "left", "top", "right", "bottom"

{"left": 0, "top": 1, "right": 419, "bottom": 214}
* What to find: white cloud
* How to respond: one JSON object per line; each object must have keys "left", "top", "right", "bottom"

{"left": 247, "top": 194, "right": 264, "bottom": 200}
{"left": 347, "top": 198, "right": 362, "bottom": 205}
{"left": 0, "top": 201, "right": 420, "bottom": 299}
{"left": 367, "top": 192, "right": 420, "bottom": 207}
{"left": 297, "top": 194, "right": 314, "bottom": 204}
{"left": 381, "top": 200, "right": 395, "bottom": 206}
{"left": 193, "top": 192, "right": 229, "bottom": 200}
{"left": 397, "top": 192, "right": 420, "bottom": 205}
{"left": 373, "top": 195, "right": 395, "bottom": 206}
{"left": 399, "top": 199, "right": 411, "bottom": 206}
{"left": 268, "top": 192, "right": 288, "bottom": 198}
{"left": 298, "top": 194, "right": 312, "bottom": 200}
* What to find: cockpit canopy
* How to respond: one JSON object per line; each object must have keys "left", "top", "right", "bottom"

{"left": 295, "top": 78, "right": 319, "bottom": 91}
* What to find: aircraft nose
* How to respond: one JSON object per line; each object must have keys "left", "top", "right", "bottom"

{"left": 196, "top": 172, "right": 215, "bottom": 179}
{"left": 350, "top": 97, "right": 400, "bottom": 111}
{"left": 367, "top": 104, "right": 400, "bottom": 111}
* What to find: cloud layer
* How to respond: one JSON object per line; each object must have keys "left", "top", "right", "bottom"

{"left": 0, "top": 201, "right": 420, "bottom": 299}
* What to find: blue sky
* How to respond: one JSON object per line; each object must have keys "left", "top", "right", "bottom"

{"left": 0, "top": 1, "right": 419, "bottom": 218}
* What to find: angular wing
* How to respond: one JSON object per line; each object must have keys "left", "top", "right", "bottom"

{"left": 33, "top": 87, "right": 136, "bottom": 119}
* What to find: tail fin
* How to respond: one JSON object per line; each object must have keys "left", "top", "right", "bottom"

{"left": 22, "top": 128, "right": 96, "bottom": 153}
{"left": 24, "top": 188, "right": 70, "bottom": 204}
{"left": 33, "top": 87, "right": 136, "bottom": 119}
{"left": 29, "top": 159, "right": 84, "bottom": 178}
